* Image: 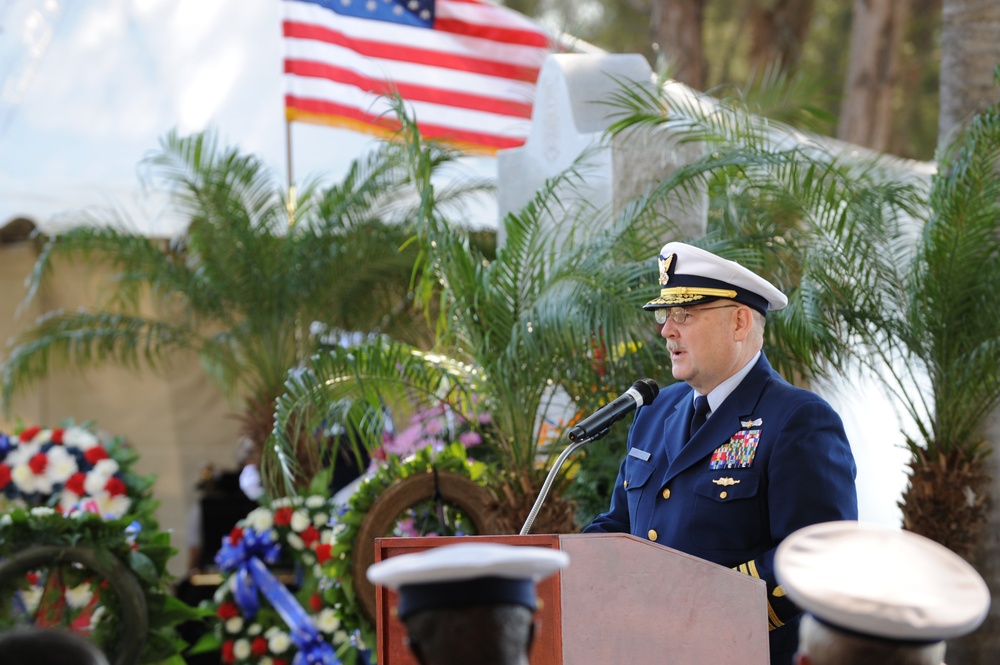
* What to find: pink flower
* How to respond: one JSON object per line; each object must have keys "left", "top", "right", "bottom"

{"left": 459, "top": 431, "right": 482, "bottom": 447}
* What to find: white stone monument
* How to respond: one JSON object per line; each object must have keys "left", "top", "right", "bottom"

{"left": 497, "top": 53, "right": 708, "bottom": 244}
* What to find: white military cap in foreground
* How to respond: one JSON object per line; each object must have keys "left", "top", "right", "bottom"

{"left": 775, "top": 520, "right": 990, "bottom": 642}
{"left": 366, "top": 542, "right": 570, "bottom": 620}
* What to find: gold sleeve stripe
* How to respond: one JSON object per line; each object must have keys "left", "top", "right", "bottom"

{"left": 736, "top": 560, "right": 783, "bottom": 630}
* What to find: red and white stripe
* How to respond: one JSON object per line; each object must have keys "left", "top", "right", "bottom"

{"left": 282, "top": 0, "right": 554, "bottom": 153}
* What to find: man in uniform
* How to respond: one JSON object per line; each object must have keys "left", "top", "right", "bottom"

{"left": 584, "top": 241, "right": 858, "bottom": 665}
{"left": 366, "top": 542, "right": 569, "bottom": 665}
{"left": 775, "top": 520, "right": 990, "bottom": 664}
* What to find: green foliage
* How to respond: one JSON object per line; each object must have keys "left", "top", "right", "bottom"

{"left": 840, "top": 97, "right": 1000, "bottom": 462}
{"left": 2, "top": 127, "right": 489, "bottom": 450}
{"left": 322, "top": 442, "right": 486, "bottom": 657}
{"left": 0, "top": 507, "right": 200, "bottom": 664}
{"left": 271, "top": 96, "right": 667, "bottom": 500}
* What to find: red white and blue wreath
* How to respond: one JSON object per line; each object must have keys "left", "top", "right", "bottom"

{"left": 212, "top": 495, "right": 348, "bottom": 665}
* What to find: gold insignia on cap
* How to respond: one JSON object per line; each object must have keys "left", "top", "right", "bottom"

{"left": 712, "top": 477, "right": 741, "bottom": 486}
{"left": 658, "top": 253, "right": 675, "bottom": 287}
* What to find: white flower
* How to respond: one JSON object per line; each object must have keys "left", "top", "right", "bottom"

{"left": 245, "top": 508, "right": 274, "bottom": 533}
{"left": 45, "top": 446, "right": 78, "bottom": 483}
{"left": 83, "top": 472, "right": 108, "bottom": 496}
{"left": 268, "top": 632, "right": 291, "bottom": 654}
{"left": 214, "top": 585, "right": 230, "bottom": 604}
{"left": 247, "top": 623, "right": 262, "bottom": 636}
{"left": 331, "top": 523, "right": 347, "bottom": 537}
{"left": 65, "top": 583, "right": 93, "bottom": 609}
{"left": 290, "top": 511, "right": 310, "bottom": 532}
{"left": 29, "top": 507, "right": 55, "bottom": 517}
{"left": 225, "top": 617, "right": 244, "bottom": 634}
{"left": 312, "top": 512, "right": 328, "bottom": 528}
{"left": 0, "top": 514, "right": 11, "bottom": 526}
{"left": 96, "top": 494, "right": 131, "bottom": 519}
{"left": 233, "top": 639, "right": 252, "bottom": 660}
{"left": 264, "top": 626, "right": 281, "bottom": 638}
{"left": 20, "top": 586, "right": 43, "bottom": 613}
{"left": 316, "top": 608, "right": 340, "bottom": 634}
{"left": 271, "top": 497, "right": 292, "bottom": 509}
{"left": 13, "top": 464, "right": 51, "bottom": 495}
{"left": 89, "top": 605, "right": 106, "bottom": 631}
{"left": 333, "top": 629, "right": 349, "bottom": 646}
{"left": 92, "top": 459, "right": 120, "bottom": 476}
{"left": 305, "top": 495, "right": 326, "bottom": 508}
{"left": 62, "top": 428, "right": 99, "bottom": 450}
{"left": 287, "top": 533, "right": 305, "bottom": 550}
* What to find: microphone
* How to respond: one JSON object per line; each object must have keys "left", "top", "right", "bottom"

{"left": 520, "top": 378, "right": 660, "bottom": 535}
{"left": 568, "top": 379, "right": 659, "bottom": 442}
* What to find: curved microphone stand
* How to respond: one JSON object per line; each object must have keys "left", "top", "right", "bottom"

{"left": 519, "top": 434, "right": 596, "bottom": 535}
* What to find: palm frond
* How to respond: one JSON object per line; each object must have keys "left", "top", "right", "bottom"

{"left": 2, "top": 310, "right": 200, "bottom": 406}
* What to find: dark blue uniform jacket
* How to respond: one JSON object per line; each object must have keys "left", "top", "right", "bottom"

{"left": 584, "top": 353, "right": 858, "bottom": 665}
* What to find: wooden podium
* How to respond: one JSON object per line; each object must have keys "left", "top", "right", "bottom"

{"left": 372, "top": 533, "right": 769, "bottom": 665}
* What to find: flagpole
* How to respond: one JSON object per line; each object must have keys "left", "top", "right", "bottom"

{"left": 285, "top": 116, "right": 296, "bottom": 226}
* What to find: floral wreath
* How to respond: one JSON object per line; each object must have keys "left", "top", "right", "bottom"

{"left": 0, "top": 423, "right": 155, "bottom": 521}
{"left": 0, "top": 505, "right": 198, "bottom": 664}
{"left": 323, "top": 441, "right": 489, "bottom": 662}
{"left": 210, "top": 494, "right": 347, "bottom": 665}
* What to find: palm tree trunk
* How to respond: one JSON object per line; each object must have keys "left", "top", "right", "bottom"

{"left": 747, "top": 0, "right": 814, "bottom": 75}
{"left": 946, "top": 412, "right": 1000, "bottom": 662}
{"left": 837, "top": 0, "right": 912, "bottom": 151}
{"left": 938, "top": 0, "right": 1000, "bottom": 148}
{"left": 651, "top": 0, "right": 707, "bottom": 89}
{"left": 935, "top": 3, "right": 1000, "bottom": 661}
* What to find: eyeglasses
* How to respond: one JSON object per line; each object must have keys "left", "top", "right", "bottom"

{"left": 654, "top": 304, "right": 738, "bottom": 325}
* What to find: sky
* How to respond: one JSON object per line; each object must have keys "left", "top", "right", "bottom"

{"left": 0, "top": 0, "right": 910, "bottom": 527}
{"left": 0, "top": 0, "right": 498, "bottom": 235}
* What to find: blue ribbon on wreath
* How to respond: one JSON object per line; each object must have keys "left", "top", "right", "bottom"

{"left": 216, "top": 528, "right": 340, "bottom": 665}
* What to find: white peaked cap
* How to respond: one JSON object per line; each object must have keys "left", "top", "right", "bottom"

{"left": 367, "top": 543, "right": 570, "bottom": 619}
{"left": 775, "top": 521, "right": 990, "bottom": 642}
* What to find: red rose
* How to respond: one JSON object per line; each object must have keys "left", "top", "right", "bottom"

{"left": 84, "top": 447, "right": 109, "bottom": 465}
{"left": 309, "top": 593, "right": 323, "bottom": 613}
{"left": 104, "top": 476, "right": 127, "bottom": 497}
{"left": 28, "top": 452, "right": 47, "bottom": 475}
{"left": 251, "top": 637, "right": 268, "bottom": 656}
{"left": 220, "top": 640, "right": 235, "bottom": 664}
{"left": 65, "top": 472, "right": 87, "bottom": 495}
{"left": 18, "top": 426, "right": 41, "bottom": 442}
{"left": 273, "top": 506, "right": 294, "bottom": 527}
{"left": 217, "top": 602, "right": 240, "bottom": 620}
{"left": 229, "top": 527, "right": 244, "bottom": 545}
{"left": 301, "top": 525, "right": 320, "bottom": 547}
{"left": 315, "top": 543, "right": 333, "bottom": 564}
{"left": 0, "top": 464, "right": 11, "bottom": 490}
{"left": 50, "top": 429, "right": 64, "bottom": 444}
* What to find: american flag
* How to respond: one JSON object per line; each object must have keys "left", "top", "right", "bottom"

{"left": 282, "top": 0, "right": 556, "bottom": 154}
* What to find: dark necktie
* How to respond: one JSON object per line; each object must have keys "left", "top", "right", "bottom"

{"left": 689, "top": 395, "right": 710, "bottom": 439}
